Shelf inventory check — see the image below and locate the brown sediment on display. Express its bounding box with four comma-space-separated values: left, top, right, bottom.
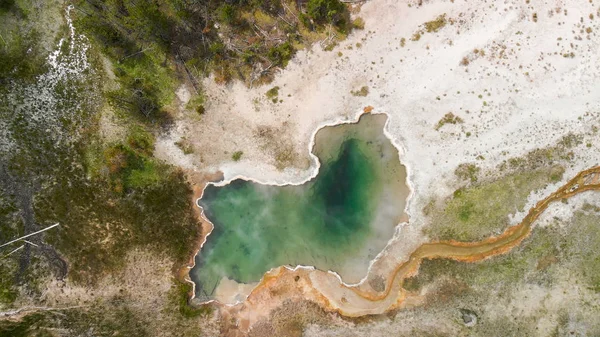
218, 166, 600, 333
175, 170, 224, 284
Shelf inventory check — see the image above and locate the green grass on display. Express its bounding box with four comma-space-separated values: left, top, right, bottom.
170, 281, 213, 319
424, 165, 564, 241
404, 207, 600, 335
0, 263, 18, 305
127, 126, 155, 155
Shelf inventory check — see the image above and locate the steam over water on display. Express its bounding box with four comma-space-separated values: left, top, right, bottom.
191, 114, 409, 302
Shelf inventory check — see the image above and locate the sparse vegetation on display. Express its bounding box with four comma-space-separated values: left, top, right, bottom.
175, 138, 195, 155
424, 165, 565, 241
455, 163, 480, 183
306, 0, 348, 28
266, 86, 280, 103
410, 14, 448, 43
353, 17, 365, 30
0, 3, 212, 334
232, 151, 244, 161
75, 0, 353, 100
351, 86, 369, 97
435, 112, 464, 130
411, 31, 422, 41
404, 205, 600, 335
424, 14, 447, 33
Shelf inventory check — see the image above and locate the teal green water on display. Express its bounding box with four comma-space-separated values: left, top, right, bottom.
191, 114, 408, 301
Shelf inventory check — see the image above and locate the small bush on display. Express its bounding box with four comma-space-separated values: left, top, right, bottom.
352, 17, 365, 29
267, 42, 294, 67
232, 151, 244, 161
435, 112, 464, 130
424, 14, 447, 33
306, 0, 347, 27
218, 4, 238, 25
351, 86, 369, 97
266, 86, 280, 102
127, 126, 155, 155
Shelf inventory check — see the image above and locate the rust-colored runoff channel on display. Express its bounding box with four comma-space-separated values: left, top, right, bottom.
214, 166, 600, 333
348, 166, 600, 305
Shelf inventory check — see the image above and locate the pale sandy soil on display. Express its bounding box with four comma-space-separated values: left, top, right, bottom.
155, 0, 600, 328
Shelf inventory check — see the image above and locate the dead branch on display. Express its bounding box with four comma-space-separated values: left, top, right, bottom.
0, 223, 60, 249
119, 47, 154, 63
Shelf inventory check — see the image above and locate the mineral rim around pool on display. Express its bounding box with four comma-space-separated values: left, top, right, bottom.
191, 113, 409, 304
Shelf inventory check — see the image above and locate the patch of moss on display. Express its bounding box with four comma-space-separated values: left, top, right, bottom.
410, 31, 421, 41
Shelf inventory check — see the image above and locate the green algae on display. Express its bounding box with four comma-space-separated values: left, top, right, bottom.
191, 114, 408, 300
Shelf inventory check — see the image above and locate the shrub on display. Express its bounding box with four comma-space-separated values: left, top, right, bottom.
424, 14, 447, 33
266, 86, 280, 102
267, 42, 294, 67
232, 151, 243, 161
351, 86, 369, 97
352, 17, 365, 29
306, 0, 346, 26
218, 4, 238, 25
127, 126, 155, 155
435, 112, 463, 130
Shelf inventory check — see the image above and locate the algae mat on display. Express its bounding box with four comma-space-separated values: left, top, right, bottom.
190, 114, 409, 301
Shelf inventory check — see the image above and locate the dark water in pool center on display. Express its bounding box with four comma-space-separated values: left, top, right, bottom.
191, 114, 409, 301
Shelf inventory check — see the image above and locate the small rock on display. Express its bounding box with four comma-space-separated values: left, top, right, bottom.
459, 308, 478, 327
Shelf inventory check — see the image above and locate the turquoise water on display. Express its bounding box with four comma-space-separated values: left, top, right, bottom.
191, 114, 408, 301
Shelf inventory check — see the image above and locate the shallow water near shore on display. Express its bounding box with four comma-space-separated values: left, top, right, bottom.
191, 113, 409, 302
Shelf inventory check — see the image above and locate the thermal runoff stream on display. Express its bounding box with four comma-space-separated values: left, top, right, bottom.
190, 114, 409, 303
